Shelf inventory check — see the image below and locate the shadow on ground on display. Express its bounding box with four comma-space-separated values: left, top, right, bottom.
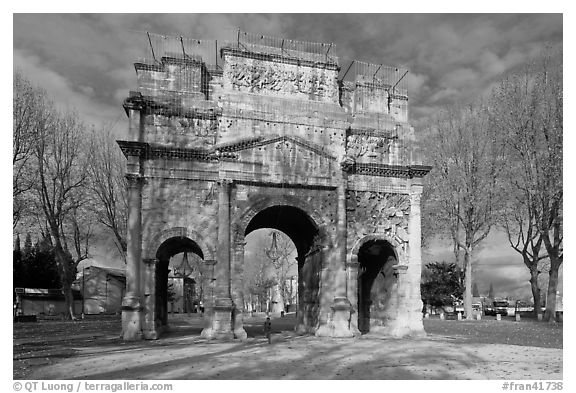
13, 313, 563, 380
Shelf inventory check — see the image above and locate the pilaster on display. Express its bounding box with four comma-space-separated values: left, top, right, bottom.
405, 185, 426, 336
200, 178, 235, 339
142, 258, 159, 339
316, 170, 358, 337
122, 173, 144, 340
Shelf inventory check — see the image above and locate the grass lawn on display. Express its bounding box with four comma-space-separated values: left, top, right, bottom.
423, 317, 562, 349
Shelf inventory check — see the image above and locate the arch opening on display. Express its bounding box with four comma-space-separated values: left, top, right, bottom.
242, 204, 321, 333
243, 229, 298, 316
245, 205, 318, 258
155, 236, 205, 328
357, 239, 398, 334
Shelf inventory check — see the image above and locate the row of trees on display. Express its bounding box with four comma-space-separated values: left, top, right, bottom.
421, 49, 563, 321
13, 233, 60, 289
13, 71, 128, 319
243, 230, 297, 313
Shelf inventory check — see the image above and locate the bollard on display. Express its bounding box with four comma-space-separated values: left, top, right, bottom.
440, 313, 445, 320
457, 312, 462, 320
496, 314, 501, 321
537, 313, 543, 321
476, 313, 481, 321
515, 314, 521, 322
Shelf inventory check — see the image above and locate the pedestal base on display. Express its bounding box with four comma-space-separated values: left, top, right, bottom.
200, 298, 235, 340
315, 297, 360, 338
121, 294, 143, 340
367, 316, 426, 338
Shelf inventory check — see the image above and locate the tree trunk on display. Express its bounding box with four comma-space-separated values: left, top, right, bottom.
529, 268, 542, 317
543, 263, 559, 322
53, 244, 76, 320
463, 247, 473, 320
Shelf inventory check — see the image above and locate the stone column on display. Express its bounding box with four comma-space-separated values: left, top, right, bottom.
142, 258, 158, 339
346, 258, 360, 333
231, 238, 248, 340
295, 256, 307, 334
317, 175, 357, 337
384, 264, 409, 337
406, 186, 426, 336
122, 174, 144, 340
201, 179, 234, 339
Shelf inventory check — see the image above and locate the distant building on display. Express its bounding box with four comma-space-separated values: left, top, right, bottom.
14, 288, 82, 316
74, 266, 126, 315
167, 275, 198, 313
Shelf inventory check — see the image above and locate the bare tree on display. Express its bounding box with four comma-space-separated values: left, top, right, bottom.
423, 102, 505, 319
244, 253, 275, 312
492, 49, 563, 322
500, 190, 547, 316
33, 108, 91, 319
87, 127, 127, 261
13, 71, 46, 228
265, 231, 296, 311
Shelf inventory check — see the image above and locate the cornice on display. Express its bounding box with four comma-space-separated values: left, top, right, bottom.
122, 92, 221, 119
351, 163, 432, 178
116, 140, 235, 162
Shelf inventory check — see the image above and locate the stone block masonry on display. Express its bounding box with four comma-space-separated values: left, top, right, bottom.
118, 31, 430, 340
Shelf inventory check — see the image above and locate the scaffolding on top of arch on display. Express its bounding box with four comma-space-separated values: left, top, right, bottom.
128, 29, 416, 195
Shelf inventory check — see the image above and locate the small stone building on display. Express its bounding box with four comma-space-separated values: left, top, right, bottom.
119, 31, 430, 340
76, 266, 126, 315
14, 288, 82, 317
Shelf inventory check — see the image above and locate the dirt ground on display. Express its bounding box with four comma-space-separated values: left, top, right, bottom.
13, 314, 562, 380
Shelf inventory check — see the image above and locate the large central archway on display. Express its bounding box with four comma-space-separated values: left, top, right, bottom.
237, 202, 325, 334
245, 205, 318, 259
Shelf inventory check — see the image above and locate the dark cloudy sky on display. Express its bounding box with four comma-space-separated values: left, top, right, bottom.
12, 13, 563, 300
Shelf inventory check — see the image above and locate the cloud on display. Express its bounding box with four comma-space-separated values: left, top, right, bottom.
14, 48, 127, 133
13, 14, 562, 128
11, 15, 563, 296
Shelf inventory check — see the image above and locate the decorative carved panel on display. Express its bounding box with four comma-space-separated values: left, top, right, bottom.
347, 134, 394, 162
225, 62, 338, 102
347, 191, 410, 243
144, 114, 218, 148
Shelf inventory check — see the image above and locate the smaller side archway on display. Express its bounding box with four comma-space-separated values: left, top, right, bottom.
154, 236, 205, 328
142, 227, 212, 339
145, 227, 214, 262
352, 235, 402, 334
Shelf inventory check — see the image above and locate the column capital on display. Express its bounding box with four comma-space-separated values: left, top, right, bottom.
340, 155, 356, 173
125, 173, 144, 187
409, 183, 423, 198
409, 190, 422, 205
142, 258, 158, 265
203, 259, 218, 266
392, 264, 409, 275
218, 178, 234, 187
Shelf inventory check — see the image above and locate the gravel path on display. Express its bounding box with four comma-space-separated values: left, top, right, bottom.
16, 315, 562, 380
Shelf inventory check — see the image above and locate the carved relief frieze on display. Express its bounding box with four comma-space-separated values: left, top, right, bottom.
145, 114, 218, 148
225, 62, 338, 101
346, 134, 394, 162
347, 191, 410, 243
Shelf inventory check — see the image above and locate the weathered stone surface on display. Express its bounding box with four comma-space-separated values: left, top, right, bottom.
119, 32, 430, 341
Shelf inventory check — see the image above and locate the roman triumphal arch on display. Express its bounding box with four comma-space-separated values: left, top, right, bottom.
118, 31, 431, 340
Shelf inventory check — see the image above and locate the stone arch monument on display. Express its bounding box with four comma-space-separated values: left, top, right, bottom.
118, 31, 431, 340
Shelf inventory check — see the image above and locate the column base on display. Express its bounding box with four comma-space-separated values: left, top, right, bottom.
200, 298, 235, 340
366, 317, 426, 338
121, 294, 143, 340
315, 297, 360, 338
